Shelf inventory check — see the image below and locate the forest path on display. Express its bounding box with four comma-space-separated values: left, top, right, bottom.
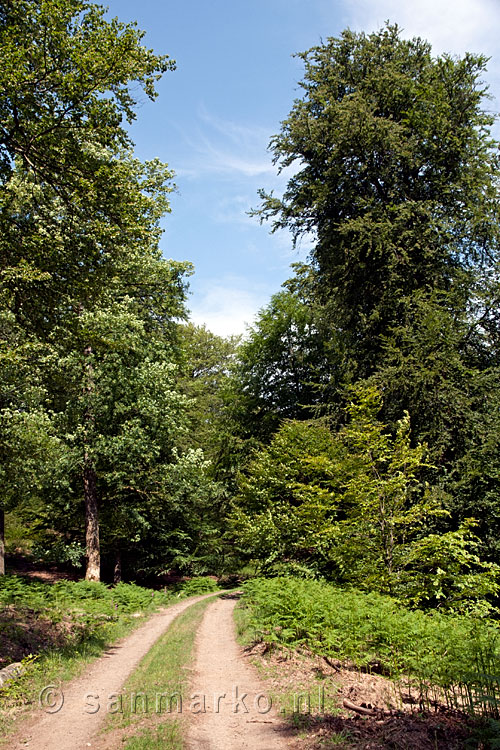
9, 592, 219, 750
186, 594, 291, 750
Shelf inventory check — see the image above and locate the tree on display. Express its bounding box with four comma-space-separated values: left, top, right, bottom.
0, 406, 61, 574
235, 263, 331, 442
254, 24, 500, 562
231, 387, 498, 611
67, 300, 190, 580
177, 323, 241, 471
230, 417, 339, 577
257, 24, 500, 377
0, 1, 184, 578
0, 0, 173, 190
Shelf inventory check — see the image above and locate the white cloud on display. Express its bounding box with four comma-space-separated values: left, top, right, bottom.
181, 131, 276, 178
188, 277, 273, 337
198, 105, 271, 149
213, 194, 256, 226
204, 150, 276, 178
171, 105, 282, 180
342, 0, 500, 100
345, 0, 499, 55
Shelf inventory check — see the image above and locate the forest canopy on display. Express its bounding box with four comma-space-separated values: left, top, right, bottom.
0, 11, 499, 619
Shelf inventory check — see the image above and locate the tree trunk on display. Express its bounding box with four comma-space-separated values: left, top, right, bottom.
113, 550, 122, 584
0, 506, 5, 575
84, 458, 100, 581
83, 342, 100, 581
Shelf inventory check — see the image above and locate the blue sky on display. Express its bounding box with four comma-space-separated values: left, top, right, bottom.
104, 0, 500, 336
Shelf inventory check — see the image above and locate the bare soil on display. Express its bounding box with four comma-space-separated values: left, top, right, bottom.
7, 555, 80, 583
251, 645, 474, 750
7, 593, 218, 750
0, 605, 86, 667
186, 594, 293, 749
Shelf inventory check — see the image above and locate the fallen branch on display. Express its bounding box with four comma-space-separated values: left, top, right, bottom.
323, 655, 341, 672
343, 698, 377, 716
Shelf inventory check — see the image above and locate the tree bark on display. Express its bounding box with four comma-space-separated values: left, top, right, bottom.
84, 459, 100, 581
0, 506, 5, 575
83, 343, 100, 581
113, 550, 122, 584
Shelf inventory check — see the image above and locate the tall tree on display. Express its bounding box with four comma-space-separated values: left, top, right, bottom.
178, 323, 241, 470
257, 24, 500, 377
235, 264, 331, 442
50, 289, 191, 580
0, 0, 173, 189
254, 25, 500, 559
0, 1, 183, 578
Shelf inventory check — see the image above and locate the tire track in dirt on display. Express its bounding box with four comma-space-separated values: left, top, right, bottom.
187, 595, 291, 750
9, 592, 219, 750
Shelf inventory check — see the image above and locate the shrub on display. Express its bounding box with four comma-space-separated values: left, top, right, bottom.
181, 576, 219, 596
241, 577, 500, 717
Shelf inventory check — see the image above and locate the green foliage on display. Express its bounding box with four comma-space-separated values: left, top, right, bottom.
257, 24, 499, 374
171, 324, 244, 572
0, 0, 222, 580
31, 539, 86, 568
230, 418, 338, 575
232, 386, 498, 611
0, 575, 172, 614
328, 388, 499, 610
178, 323, 241, 465
466, 719, 500, 749
0, 0, 174, 187
0, 409, 61, 515
235, 265, 330, 441
251, 22, 500, 571
179, 576, 219, 596
127, 447, 228, 577
241, 577, 500, 717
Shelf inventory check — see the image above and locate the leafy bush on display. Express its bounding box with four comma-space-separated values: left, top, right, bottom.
31, 539, 86, 567
241, 577, 500, 717
180, 576, 219, 596
111, 582, 170, 612
0, 575, 171, 616
232, 389, 499, 613
0, 574, 218, 622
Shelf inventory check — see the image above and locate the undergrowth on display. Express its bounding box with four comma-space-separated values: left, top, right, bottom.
0, 575, 174, 614
0, 574, 218, 741
240, 577, 500, 718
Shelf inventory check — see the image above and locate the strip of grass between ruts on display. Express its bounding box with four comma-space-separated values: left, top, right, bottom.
0, 575, 219, 743
240, 577, 500, 718
101, 595, 217, 750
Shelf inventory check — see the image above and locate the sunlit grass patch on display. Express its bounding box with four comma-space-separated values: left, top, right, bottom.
102, 596, 216, 749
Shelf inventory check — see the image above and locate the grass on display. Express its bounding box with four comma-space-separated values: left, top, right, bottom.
102, 596, 216, 749
121, 724, 183, 750
0, 574, 218, 743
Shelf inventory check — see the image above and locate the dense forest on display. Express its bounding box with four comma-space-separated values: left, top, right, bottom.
1, 0, 500, 625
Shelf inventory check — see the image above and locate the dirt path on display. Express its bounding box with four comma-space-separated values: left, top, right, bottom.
10, 593, 218, 750
187, 595, 291, 750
